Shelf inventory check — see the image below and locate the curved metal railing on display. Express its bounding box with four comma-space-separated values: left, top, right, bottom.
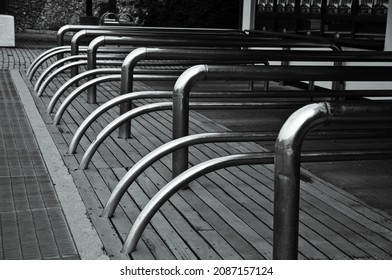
273, 101, 392, 259
113, 101, 392, 256
122, 147, 392, 255
78, 101, 307, 169
171, 64, 392, 178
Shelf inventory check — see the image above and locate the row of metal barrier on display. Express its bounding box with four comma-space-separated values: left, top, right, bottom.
28, 24, 392, 259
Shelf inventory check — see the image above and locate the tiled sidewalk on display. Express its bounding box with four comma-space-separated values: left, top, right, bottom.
0, 69, 79, 259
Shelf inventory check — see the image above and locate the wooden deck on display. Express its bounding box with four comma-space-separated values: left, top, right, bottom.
24, 66, 392, 260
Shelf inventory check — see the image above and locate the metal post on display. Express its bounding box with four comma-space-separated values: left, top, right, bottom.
118, 48, 148, 139
273, 103, 329, 260
273, 102, 392, 259
86, 36, 104, 103
172, 65, 208, 178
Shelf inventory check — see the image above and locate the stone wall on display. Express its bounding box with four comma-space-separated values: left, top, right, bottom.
33, 0, 86, 31
6, 0, 46, 31
5, 0, 103, 31
6, 0, 142, 31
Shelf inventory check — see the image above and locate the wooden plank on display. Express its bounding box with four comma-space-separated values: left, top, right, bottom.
256, 164, 392, 257
97, 168, 164, 260
83, 168, 164, 260
71, 170, 129, 260
300, 168, 392, 227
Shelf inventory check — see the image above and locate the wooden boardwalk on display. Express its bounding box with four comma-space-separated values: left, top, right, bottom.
22, 64, 392, 260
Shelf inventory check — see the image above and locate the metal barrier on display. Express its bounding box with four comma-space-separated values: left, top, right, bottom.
273, 101, 392, 260
171, 64, 392, 179
46, 64, 191, 111
121, 147, 392, 255
53, 24, 243, 61
47, 68, 121, 112
32, 52, 126, 88
31, 31, 336, 107
69, 30, 256, 78
117, 47, 392, 139
69, 88, 392, 156
102, 133, 271, 220
40, 63, 182, 99
35, 59, 124, 95
45, 42, 340, 120
48, 61, 210, 109
51, 74, 180, 124
31, 26, 334, 85
32, 52, 125, 83
27, 46, 70, 78
85, 35, 341, 104
34, 24, 392, 259
68, 90, 284, 154
101, 127, 392, 219
56, 24, 243, 48
78, 101, 308, 170
30, 28, 244, 80
27, 47, 133, 81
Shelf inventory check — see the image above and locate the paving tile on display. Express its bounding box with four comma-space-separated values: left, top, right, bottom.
0, 69, 79, 260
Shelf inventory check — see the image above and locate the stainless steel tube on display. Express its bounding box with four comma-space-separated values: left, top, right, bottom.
122, 148, 392, 255
117, 47, 392, 139
27, 46, 70, 78
85, 34, 349, 106
58, 24, 243, 48
79, 102, 173, 169
102, 132, 275, 218
52, 74, 179, 125
33, 55, 85, 91
28, 49, 81, 81
69, 91, 172, 154
274, 103, 329, 260
36, 61, 88, 96
172, 64, 392, 179
71, 89, 312, 154
79, 101, 301, 170
273, 101, 392, 260
53, 74, 121, 124
117, 47, 271, 139
122, 152, 271, 255
48, 68, 121, 113
102, 126, 392, 219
